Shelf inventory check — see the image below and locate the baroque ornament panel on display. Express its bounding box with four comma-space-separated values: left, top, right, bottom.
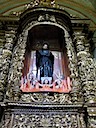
0, 31, 16, 101
0, 1, 96, 128
6, 31, 28, 101
1, 108, 86, 128
74, 32, 96, 103
5, 17, 77, 104
20, 93, 72, 104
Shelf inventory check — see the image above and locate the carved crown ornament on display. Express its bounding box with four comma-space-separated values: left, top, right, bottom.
9, 0, 66, 17
24, 0, 65, 11
26, 0, 56, 7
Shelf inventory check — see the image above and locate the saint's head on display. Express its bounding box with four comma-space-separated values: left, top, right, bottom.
42, 42, 49, 50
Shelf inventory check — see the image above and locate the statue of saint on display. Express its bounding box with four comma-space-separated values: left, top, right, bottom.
36, 43, 54, 80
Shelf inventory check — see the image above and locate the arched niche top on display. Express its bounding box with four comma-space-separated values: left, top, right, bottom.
20, 6, 70, 19
19, 6, 72, 37
25, 22, 69, 38
28, 24, 65, 51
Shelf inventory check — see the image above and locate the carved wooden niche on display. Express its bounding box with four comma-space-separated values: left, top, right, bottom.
20, 24, 72, 93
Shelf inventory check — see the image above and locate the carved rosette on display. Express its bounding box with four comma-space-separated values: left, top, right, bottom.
0, 31, 16, 101
65, 36, 83, 103
6, 31, 27, 101
74, 32, 96, 103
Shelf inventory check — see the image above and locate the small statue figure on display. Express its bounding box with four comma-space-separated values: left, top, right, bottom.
40, 0, 55, 5
36, 43, 54, 80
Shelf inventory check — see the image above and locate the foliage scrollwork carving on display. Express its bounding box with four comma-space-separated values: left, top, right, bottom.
4, 16, 86, 105
6, 31, 27, 101
5, 20, 74, 104
0, 31, 16, 101
74, 33, 96, 103
20, 93, 72, 104
65, 36, 83, 103
2, 110, 86, 128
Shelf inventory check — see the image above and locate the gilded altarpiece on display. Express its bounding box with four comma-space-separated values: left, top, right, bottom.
0, 1, 96, 127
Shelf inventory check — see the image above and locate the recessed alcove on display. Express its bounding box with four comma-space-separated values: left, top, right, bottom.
21, 24, 71, 93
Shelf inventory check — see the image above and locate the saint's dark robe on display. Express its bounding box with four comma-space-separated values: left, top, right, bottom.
36, 49, 54, 79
